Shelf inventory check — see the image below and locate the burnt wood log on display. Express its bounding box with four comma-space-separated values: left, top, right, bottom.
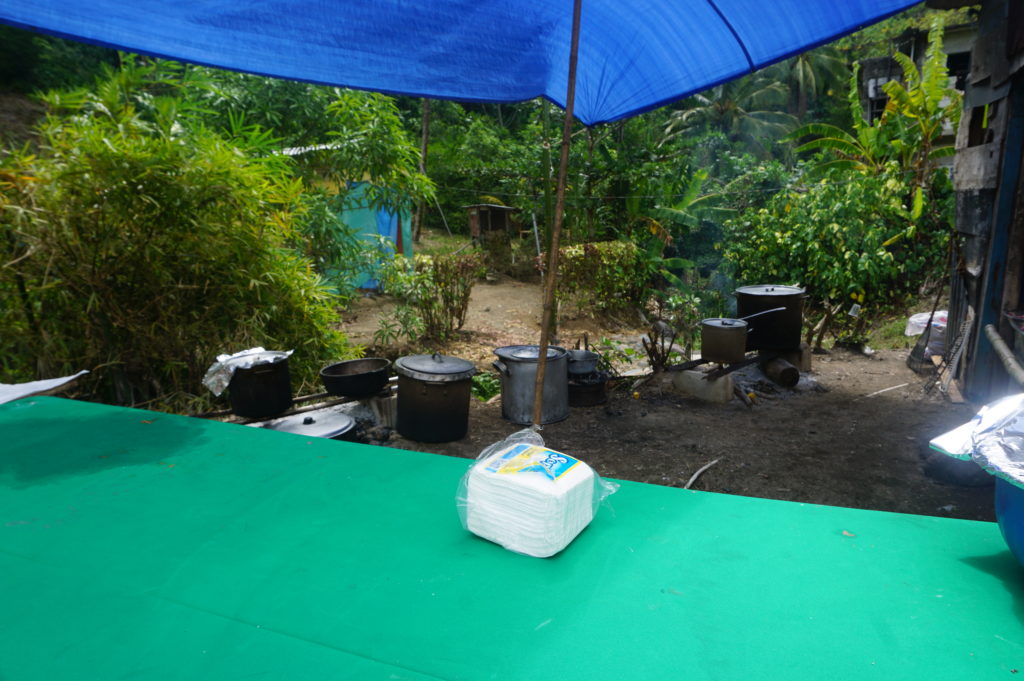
761, 356, 799, 388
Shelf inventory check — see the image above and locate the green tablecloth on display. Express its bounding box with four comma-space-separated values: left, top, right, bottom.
1, 397, 1021, 680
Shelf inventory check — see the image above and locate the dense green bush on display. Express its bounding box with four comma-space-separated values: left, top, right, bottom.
0, 25, 117, 94
722, 166, 949, 331
556, 240, 648, 314
0, 66, 357, 410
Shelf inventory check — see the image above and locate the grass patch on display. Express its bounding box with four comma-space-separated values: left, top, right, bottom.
417, 227, 469, 257
868, 317, 916, 349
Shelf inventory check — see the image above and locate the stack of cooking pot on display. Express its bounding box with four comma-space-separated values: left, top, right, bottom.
700, 285, 805, 364
566, 349, 608, 407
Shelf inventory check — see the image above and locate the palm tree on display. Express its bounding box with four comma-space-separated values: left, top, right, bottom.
771, 46, 849, 120
662, 74, 797, 156
786, 64, 894, 178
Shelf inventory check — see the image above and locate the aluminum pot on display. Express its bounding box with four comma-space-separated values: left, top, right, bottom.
263, 409, 356, 441
493, 345, 569, 425
320, 358, 390, 398
395, 353, 475, 443
735, 284, 805, 351
700, 317, 748, 364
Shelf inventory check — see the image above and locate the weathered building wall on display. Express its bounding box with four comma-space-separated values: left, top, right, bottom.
946, 0, 1024, 401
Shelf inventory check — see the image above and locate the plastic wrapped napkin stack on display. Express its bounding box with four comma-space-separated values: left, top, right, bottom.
457, 430, 617, 558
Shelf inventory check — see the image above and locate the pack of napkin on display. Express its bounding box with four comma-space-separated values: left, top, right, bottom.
457, 431, 617, 557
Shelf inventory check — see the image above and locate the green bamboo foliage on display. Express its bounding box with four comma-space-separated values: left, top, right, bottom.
0, 64, 357, 411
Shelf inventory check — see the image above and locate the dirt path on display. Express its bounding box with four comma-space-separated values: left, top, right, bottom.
340, 277, 994, 522
342, 273, 643, 362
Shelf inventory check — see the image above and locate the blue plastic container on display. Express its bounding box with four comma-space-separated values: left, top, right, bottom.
995, 478, 1024, 566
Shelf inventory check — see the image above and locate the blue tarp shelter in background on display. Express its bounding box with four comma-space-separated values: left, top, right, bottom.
339, 182, 411, 291
0, 0, 920, 126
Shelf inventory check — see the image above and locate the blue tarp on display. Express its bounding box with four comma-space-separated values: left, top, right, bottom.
338, 182, 411, 290
0, 0, 919, 125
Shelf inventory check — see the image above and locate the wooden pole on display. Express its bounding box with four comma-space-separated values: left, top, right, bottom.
532, 0, 582, 427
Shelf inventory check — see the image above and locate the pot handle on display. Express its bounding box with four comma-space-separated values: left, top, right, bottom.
738, 306, 786, 322
492, 360, 509, 377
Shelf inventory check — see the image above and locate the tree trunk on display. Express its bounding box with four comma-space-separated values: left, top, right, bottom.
413, 98, 431, 243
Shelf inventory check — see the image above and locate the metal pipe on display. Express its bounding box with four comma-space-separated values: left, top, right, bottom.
984, 323, 1024, 387
532, 0, 582, 427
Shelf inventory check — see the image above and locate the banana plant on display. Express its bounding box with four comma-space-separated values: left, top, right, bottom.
881, 18, 961, 192
787, 63, 894, 178
789, 20, 960, 244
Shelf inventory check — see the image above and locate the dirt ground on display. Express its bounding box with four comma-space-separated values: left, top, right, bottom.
340, 276, 995, 522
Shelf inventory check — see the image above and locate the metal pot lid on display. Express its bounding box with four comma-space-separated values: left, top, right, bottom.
494, 345, 567, 361
395, 352, 475, 382
265, 409, 354, 439
702, 317, 748, 329
735, 284, 805, 296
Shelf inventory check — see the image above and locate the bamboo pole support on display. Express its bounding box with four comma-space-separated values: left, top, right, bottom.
532, 0, 582, 427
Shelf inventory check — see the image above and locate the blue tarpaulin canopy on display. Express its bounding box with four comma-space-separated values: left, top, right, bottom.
1, 0, 919, 126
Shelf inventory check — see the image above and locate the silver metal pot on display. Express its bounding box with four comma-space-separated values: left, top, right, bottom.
701, 317, 748, 364
493, 345, 569, 425
262, 408, 356, 441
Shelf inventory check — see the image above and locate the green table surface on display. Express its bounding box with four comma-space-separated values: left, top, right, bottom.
1, 397, 1022, 680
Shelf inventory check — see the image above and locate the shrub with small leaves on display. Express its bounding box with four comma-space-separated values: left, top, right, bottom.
556, 240, 648, 314
377, 251, 486, 342
722, 165, 950, 336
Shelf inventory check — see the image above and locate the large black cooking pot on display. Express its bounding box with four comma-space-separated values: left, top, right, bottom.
735, 285, 805, 351
228, 355, 293, 418
395, 353, 475, 443
320, 358, 391, 398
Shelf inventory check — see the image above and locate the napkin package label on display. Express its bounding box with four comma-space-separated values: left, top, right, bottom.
484, 443, 580, 480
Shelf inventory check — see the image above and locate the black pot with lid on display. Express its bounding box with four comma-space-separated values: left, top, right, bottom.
734, 284, 805, 351
394, 353, 476, 442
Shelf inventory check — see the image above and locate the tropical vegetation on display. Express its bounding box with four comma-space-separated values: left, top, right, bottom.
0, 5, 970, 410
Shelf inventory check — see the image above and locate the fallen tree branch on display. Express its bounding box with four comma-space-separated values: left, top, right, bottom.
685, 458, 720, 490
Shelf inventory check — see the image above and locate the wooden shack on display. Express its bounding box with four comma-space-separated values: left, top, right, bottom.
464, 204, 518, 239
938, 0, 1024, 400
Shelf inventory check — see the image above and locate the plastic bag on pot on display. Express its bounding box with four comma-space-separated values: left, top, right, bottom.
456, 428, 619, 558
202, 347, 293, 396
